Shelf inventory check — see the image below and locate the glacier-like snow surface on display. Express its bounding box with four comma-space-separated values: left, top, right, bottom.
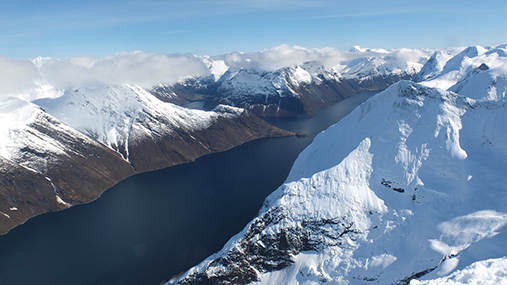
33, 84, 242, 161
168, 44, 507, 285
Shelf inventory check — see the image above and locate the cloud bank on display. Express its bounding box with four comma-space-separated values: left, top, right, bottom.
0, 45, 434, 99
0, 51, 211, 99
39, 52, 211, 90
218, 44, 431, 72
0, 56, 41, 96
220, 45, 346, 71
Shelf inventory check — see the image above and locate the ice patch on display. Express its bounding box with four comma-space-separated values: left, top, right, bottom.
411, 257, 507, 285
437, 258, 459, 276
429, 210, 507, 256
56, 195, 72, 207
368, 254, 398, 270
0, 211, 10, 219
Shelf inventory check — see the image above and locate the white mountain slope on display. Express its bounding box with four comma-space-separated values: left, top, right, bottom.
339, 48, 429, 82
34, 84, 244, 162
0, 94, 138, 234
414, 51, 454, 82
418, 44, 507, 91
215, 65, 335, 101
411, 257, 507, 285
0, 96, 108, 174
168, 73, 507, 284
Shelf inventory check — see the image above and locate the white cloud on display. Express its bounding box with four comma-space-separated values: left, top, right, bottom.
0, 56, 41, 96
0, 45, 432, 99
0, 51, 211, 99
39, 51, 210, 90
218, 44, 430, 72
220, 45, 346, 71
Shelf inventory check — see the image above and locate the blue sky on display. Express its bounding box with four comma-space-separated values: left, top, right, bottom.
1, 0, 506, 59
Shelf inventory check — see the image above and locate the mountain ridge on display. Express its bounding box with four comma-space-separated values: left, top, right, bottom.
166, 43, 507, 285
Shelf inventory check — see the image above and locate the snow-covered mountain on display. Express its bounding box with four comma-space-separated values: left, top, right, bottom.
0, 95, 136, 234
203, 48, 432, 117
339, 48, 427, 82
167, 44, 507, 284
416, 45, 507, 90
207, 65, 349, 117
0, 82, 292, 234
34, 84, 257, 168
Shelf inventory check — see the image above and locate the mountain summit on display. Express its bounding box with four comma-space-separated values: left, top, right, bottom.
167, 44, 507, 284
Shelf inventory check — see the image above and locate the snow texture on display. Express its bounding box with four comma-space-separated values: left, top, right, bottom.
411, 257, 507, 285
33, 84, 244, 161
169, 44, 507, 285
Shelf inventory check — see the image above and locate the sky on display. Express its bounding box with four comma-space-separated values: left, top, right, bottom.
1, 0, 507, 60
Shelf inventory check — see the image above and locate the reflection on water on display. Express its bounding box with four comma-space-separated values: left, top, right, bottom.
0, 91, 375, 285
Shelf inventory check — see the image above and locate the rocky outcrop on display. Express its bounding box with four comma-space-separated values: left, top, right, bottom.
168, 205, 362, 285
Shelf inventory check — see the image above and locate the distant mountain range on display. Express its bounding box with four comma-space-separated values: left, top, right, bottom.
166, 44, 507, 284
151, 46, 430, 117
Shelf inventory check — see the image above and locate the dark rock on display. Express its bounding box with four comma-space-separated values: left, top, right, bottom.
478, 63, 489, 71
295, 132, 309, 138
381, 178, 405, 193
169, 208, 362, 284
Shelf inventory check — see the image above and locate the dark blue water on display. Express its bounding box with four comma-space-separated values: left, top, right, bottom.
0, 92, 374, 285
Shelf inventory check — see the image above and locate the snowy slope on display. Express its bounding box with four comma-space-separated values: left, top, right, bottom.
419, 45, 507, 91
0, 96, 108, 174
168, 45, 507, 284
411, 257, 507, 285
339, 48, 428, 81
0, 94, 138, 234
215, 65, 328, 101
208, 64, 345, 116
208, 47, 431, 116
414, 51, 454, 82
34, 84, 244, 161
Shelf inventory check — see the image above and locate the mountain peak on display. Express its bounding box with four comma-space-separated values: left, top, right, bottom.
168, 70, 507, 284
